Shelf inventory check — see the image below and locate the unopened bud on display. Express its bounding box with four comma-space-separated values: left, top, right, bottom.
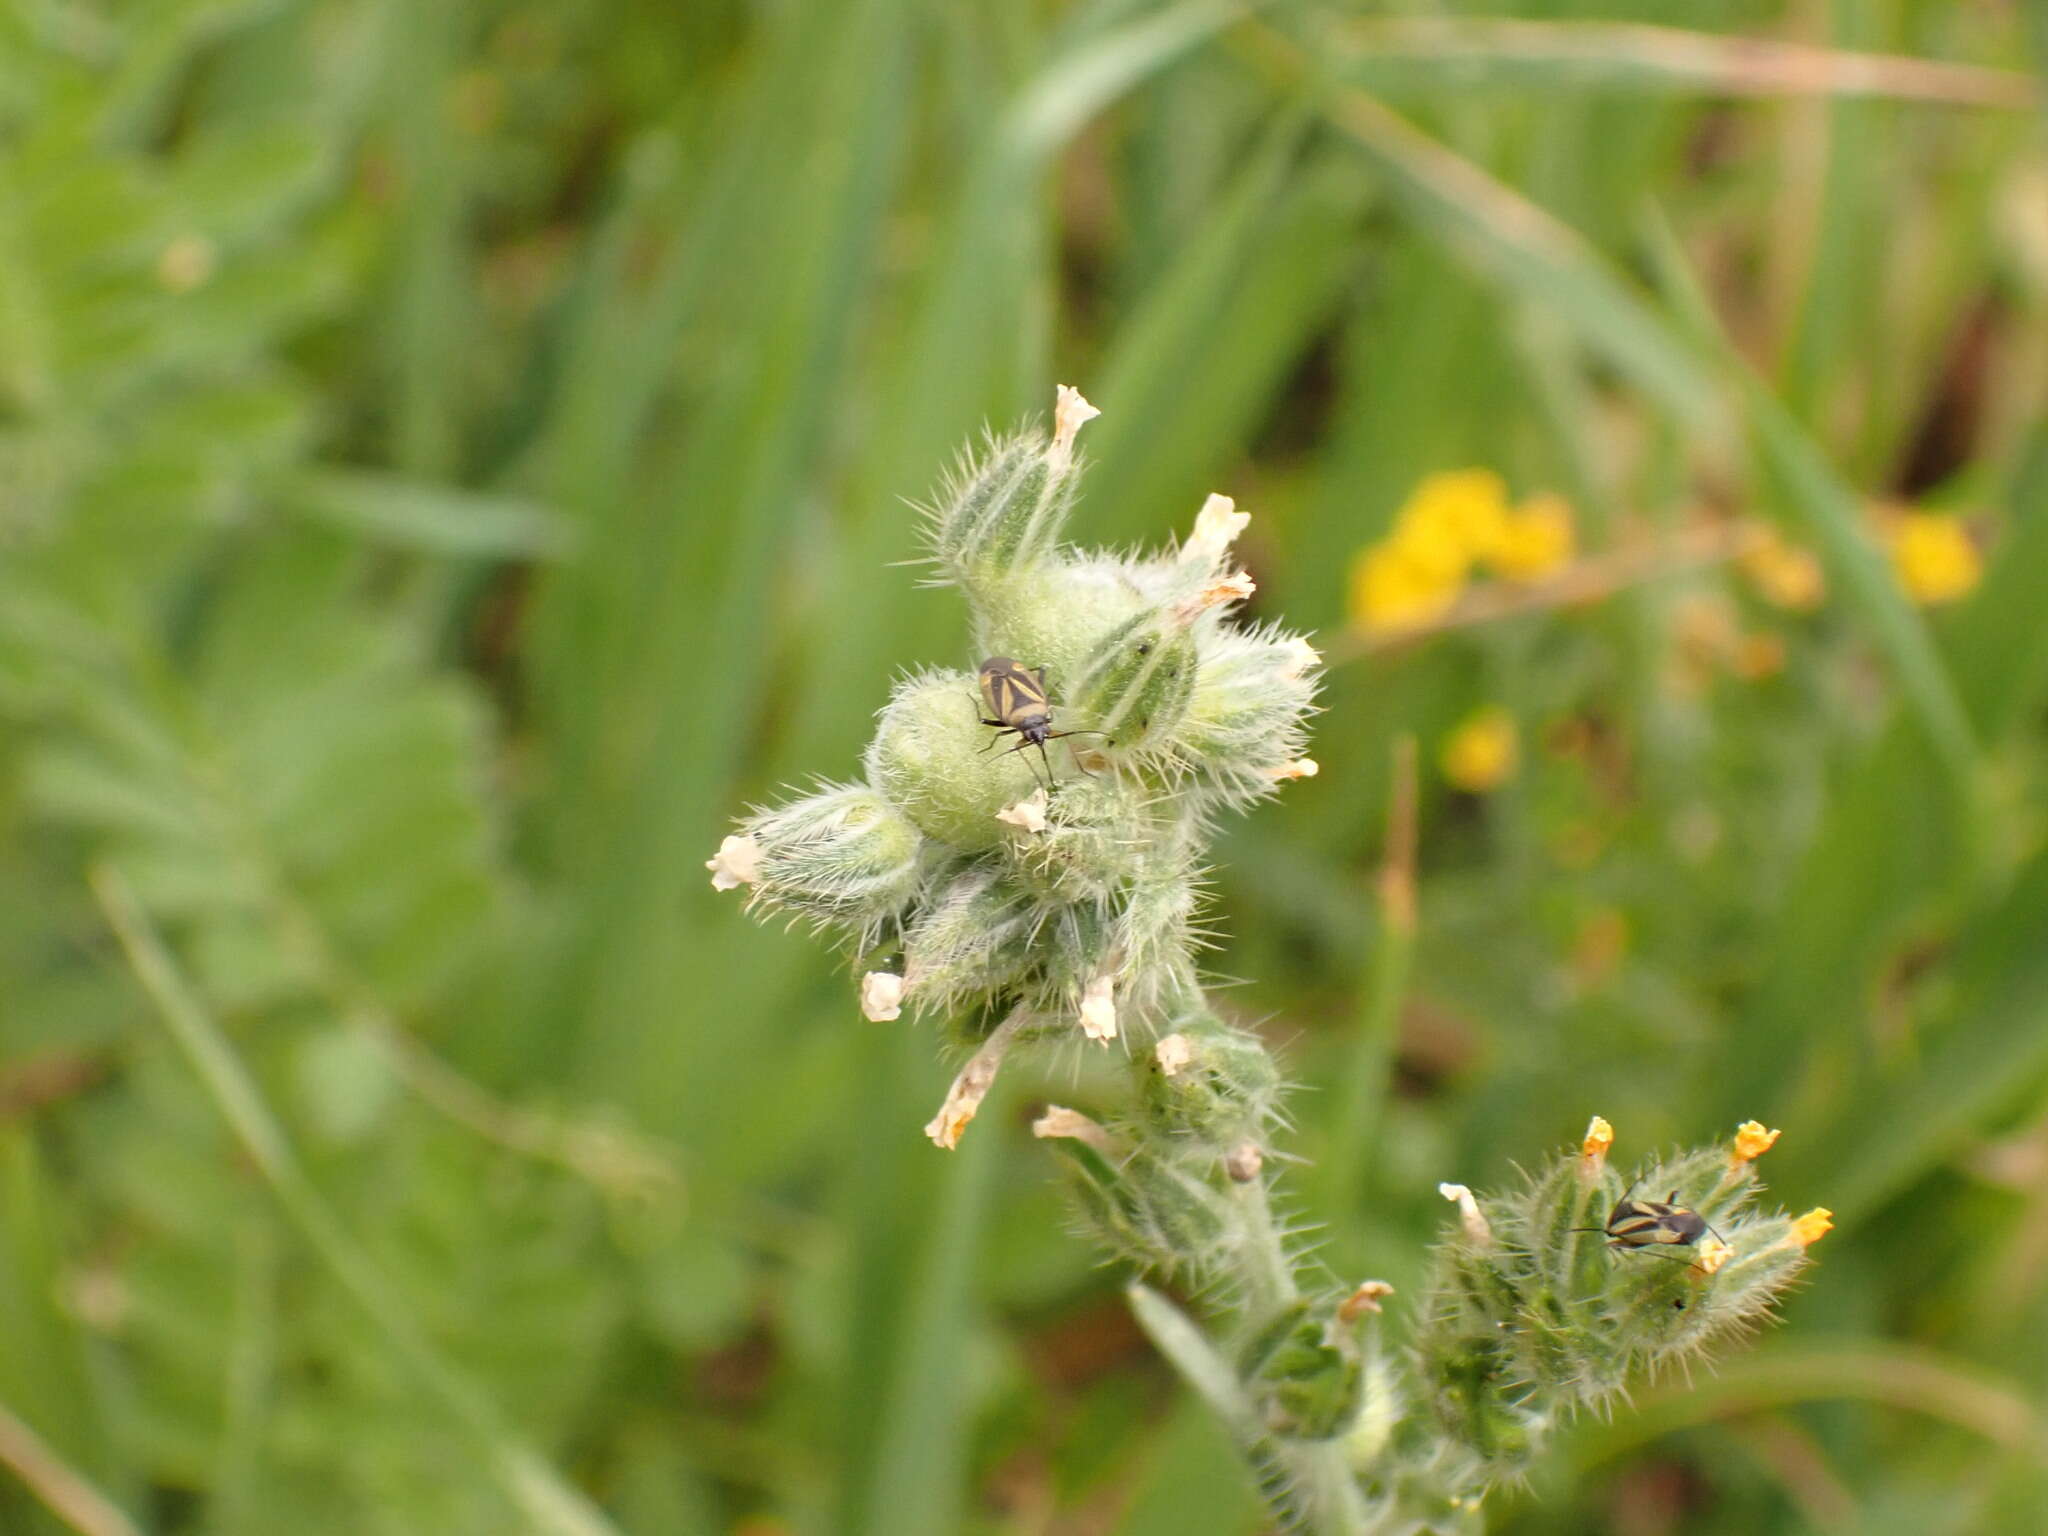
1224, 1140, 1264, 1182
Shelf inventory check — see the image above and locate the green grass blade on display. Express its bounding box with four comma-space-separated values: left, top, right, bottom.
1319, 18, 2037, 109
1250, 24, 1724, 429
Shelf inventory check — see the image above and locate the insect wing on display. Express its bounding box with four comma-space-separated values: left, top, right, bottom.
980, 657, 1047, 726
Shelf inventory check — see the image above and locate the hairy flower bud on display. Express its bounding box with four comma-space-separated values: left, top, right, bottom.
926, 439, 1073, 589
1070, 608, 1199, 754
867, 669, 1038, 849
1046, 1134, 1239, 1277
1241, 1298, 1364, 1441
1140, 1013, 1282, 1150
732, 783, 922, 936
900, 866, 1036, 1017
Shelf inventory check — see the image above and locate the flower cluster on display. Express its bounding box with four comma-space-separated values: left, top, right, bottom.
708, 399, 1829, 1534
1403, 1116, 1830, 1499
708, 388, 1319, 1146
1348, 470, 1576, 635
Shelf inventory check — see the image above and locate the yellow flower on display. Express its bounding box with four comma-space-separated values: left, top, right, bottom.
1733, 632, 1786, 681
1397, 469, 1510, 570
1580, 1115, 1614, 1165
1349, 542, 1463, 633
1743, 529, 1826, 611
1730, 1121, 1781, 1165
1788, 1207, 1834, 1248
1889, 512, 1981, 605
1489, 493, 1576, 582
1440, 706, 1517, 793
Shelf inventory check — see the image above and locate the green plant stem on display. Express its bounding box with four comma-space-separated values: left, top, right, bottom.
90, 865, 620, 1536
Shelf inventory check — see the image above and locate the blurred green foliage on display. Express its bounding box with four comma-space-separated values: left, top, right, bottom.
1, 1, 2044, 1532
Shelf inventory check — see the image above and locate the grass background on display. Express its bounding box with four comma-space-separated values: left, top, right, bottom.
2, 1, 2045, 1531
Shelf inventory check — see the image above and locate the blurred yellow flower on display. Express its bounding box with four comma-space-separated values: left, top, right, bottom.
1349, 543, 1464, 632
1348, 471, 1579, 634
1742, 529, 1825, 611
1888, 512, 1981, 605
1439, 706, 1517, 792
1733, 632, 1786, 681
1398, 469, 1511, 568
1490, 493, 1576, 582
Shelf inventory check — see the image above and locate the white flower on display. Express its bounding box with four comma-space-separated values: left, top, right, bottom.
1438, 1182, 1493, 1244
1154, 1032, 1194, 1077
1047, 384, 1100, 471
706, 834, 761, 892
1180, 493, 1251, 566
995, 789, 1050, 834
1078, 973, 1117, 1043
1278, 636, 1321, 678
1031, 1104, 1120, 1156
860, 971, 904, 1022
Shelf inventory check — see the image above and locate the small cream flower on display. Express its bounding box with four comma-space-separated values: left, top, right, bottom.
1154, 1033, 1194, 1077
1031, 1105, 1121, 1156
706, 834, 762, 892
1439, 1182, 1492, 1244
1278, 636, 1321, 678
1691, 1234, 1734, 1276
925, 1014, 1027, 1149
995, 789, 1050, 834
1181, 493, 1251, 566
1271, 757, 1318, 782
860, 971, 905, 1022
1078, 974, 1118, 1043
1175, 571, 1256, 623
1337, 1279, 1396, 1323
1047, 384, 1100, 471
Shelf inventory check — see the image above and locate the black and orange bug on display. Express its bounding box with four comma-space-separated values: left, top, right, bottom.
975, 656, 1107, 789
1574, 1186, 1718, 1259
